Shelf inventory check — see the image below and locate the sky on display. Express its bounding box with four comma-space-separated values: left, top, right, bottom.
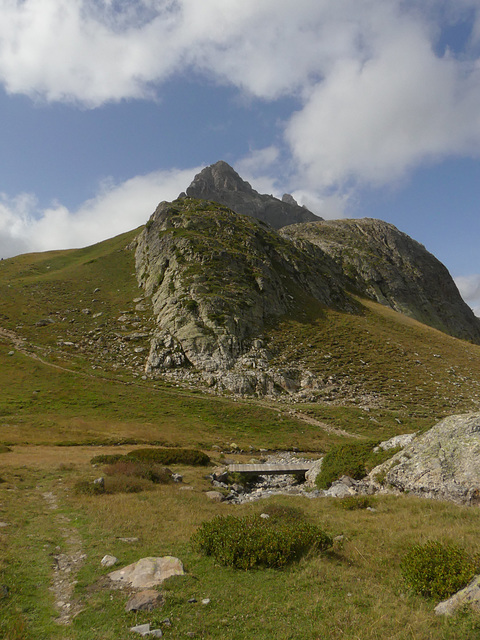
1, 1, 480, 313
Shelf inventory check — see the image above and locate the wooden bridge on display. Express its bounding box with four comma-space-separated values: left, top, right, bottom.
227, 463, 313, 476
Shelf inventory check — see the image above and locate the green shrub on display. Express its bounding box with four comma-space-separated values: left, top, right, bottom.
104, 460, 172, 484
316, 442, 399, 489
338, 495, 374, 510
74, 480, 106, 496
127, 447, 210, 466
401, 541, 478, 600
90, 448, 210, 467
258, 504, 306, 523
192, 515, 332, 570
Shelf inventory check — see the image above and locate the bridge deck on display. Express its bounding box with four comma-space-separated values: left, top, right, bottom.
227, 463, 312, 475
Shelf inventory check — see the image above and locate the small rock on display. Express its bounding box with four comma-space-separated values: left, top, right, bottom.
118, 537, 139, 543
188, 597, 197, 603
161, 618, 172, 627
93, 477, 105, 489
125, 589, 164, 612
0, 522, 9, 528
130, 623, 151, 636
205, 491, 224, 502
260, 513, 270, 519
201, 598, 210, 605
101, 555, 118, 568
172, 473, 183, 483
7, 351, 14, 356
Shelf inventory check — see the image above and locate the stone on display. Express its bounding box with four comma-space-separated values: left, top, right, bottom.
365, 413, 480, 505
435, 575, 480, 616
93, 477, 105, 489
305, 458, 323, 488
130, 623, 151, 636
125, 589, 164, 612
201, 598, 210, 605
205, 491, 224, 503
100, 554, 118, 568
7, 351, 14, 356
118, 537, 139, 543
108, 556, 184, 589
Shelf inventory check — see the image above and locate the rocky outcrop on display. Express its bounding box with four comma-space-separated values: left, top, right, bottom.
135, 197, 352, 393
183, 161, 319, 229
364, 413, 480, 505
282, 218, 480, 343
435, 575, 480, 616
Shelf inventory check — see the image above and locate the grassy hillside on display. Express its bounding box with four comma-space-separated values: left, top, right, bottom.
1, 229, 480, 638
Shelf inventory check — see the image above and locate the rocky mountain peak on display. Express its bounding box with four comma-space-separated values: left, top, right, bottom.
184, 160, 320, 229
186, 160, 252, 196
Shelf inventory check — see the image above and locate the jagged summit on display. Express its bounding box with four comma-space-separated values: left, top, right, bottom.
183, 160, 320, 229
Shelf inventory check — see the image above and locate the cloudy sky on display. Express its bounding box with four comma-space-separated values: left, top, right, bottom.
1, 1, 480, 312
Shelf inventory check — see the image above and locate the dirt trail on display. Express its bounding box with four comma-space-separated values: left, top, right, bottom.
286, 409, 361, 438
42, 489, 85, 625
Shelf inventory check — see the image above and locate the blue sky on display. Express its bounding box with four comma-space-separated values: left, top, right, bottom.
1, 1, 480, 313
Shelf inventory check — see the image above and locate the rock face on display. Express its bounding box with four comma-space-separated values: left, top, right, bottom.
282, 218, 480, 343
135, 197, 351, 394
184, 161, 319, 229
364, 413, 480, 505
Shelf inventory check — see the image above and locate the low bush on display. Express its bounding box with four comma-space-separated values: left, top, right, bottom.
90, 448, 210, 467
104, 460, 172, 484
338, 495, 374, 510
74, 480, 106, 496
127, 447, 210, 466
401, 541, 479, 600
192, 514, 332, 570
258, 504, 306, 523
0, 445, 11, 453
103, 475, 152, 494
316, 442, 399, 489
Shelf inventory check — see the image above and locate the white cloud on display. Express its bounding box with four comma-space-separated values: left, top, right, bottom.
285, 16, 480, 189
455, 275, 480, 317
0, 167, 199, 258
2, 1, 480, 196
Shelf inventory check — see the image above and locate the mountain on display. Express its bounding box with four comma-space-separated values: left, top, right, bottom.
183, 160, 320, 228
134, 189, 480, 401
281, 218, 480, 344
2, 161, 480, 423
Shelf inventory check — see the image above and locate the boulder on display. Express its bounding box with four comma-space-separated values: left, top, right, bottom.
108, 556, 184, 589
365, 413, 480, 505
435, 575, 480, 616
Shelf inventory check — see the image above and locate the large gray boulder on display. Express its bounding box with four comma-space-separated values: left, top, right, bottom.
364, 413, 480, 505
